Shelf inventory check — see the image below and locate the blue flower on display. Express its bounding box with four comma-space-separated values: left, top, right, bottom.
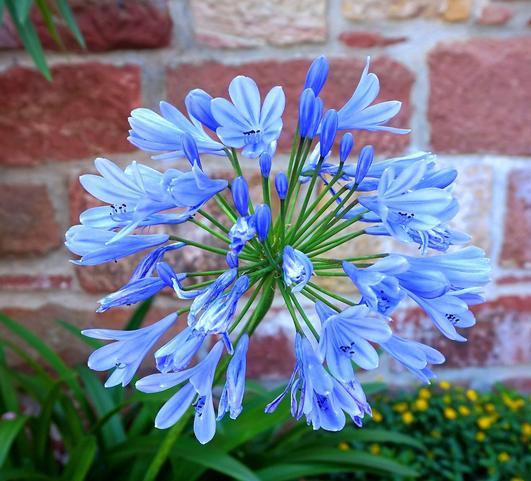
211, 76, 285, 158
317, 302, 392, 379
304, 56, 329, 96
342, 256, 408, 316
265, 335, 371, 431
298, 88, 323, 139
185, 88, 219, 132
65, 225, 169, 266
255, 204, 272, 242
380, 335, 445, 384
337, 57, 409, 134
154, 326, 206, 373
319, 109, 339, 158
128, 100, 224, 161
259, 152, 272, 177
282, 246, 313, 293
83, 312, 177, 387
136, 341, 224, 443
218, 334, 249, 420
339, 133, 354, 164
275, 172, 288, 200
129, 243, 185, 282
231, 176, 249, 216
229, 216, 257, 254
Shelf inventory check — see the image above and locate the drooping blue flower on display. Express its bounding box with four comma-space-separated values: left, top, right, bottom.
231, 176, 249, 216
229, 215, 257, 254
128, 100, 225, 160
65, 225, 169, 266
218, 334, 249, 420
129, 243, 185, 282
337, 57, 409, 134
136, 341, 224, 443
380, 335, 445, 384
342, 256, 408, 317
259, 152, 272, 177
154, 326, 206, 373
304, 55, 329, 96
265, 335, 371, 431
319, 109, 338, 158
275, 172, 288, 200
282, 246, 313, 293
185, 88, 220, 132
255, 204, 271, 242
83, 312, 177, 387
317, 302, 392, 379
339, 133, 354, 164
211, 76, 285, 158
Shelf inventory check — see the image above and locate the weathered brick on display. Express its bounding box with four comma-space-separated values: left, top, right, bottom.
477, 4, 513, 25
0, 64, 140, 166
339, 32, 407, 48
190, 0, 326, 48
167, 58, 413, 155
429, 38, 531, 155
1, 0, 172, 51
0, 184, 60, 256
392, 296, 531, 369
247, 332, 295, 379
342, 0, 471, 22
0, 275, 72, 291
501, 169, 531, 268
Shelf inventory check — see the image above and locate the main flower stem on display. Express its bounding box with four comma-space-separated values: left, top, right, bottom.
290, 292, 319, 339
307, 230, 366, 258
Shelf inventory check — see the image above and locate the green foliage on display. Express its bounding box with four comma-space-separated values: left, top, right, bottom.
341, 382, 531, 481
0, 311, 419, 481
0, 0, 84, 80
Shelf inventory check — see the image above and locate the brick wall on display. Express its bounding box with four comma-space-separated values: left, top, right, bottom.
0, 0, 530, 390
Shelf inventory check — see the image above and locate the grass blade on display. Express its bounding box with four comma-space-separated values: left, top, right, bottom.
56, 0, 85, 47
0, 416, 27, 468
60, 435, 97, 481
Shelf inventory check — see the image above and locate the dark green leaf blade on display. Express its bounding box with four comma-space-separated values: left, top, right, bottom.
0, 416, 27, 468
56, 0, 85, 47
60, 435, 97, 481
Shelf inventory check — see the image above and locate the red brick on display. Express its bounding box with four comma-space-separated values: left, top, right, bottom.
497, 274, 531, 285
429, 38, 531, 155
501, 169, 531, 268
167, 58, 413, 156
477, 5, 513, 25
339, 32, 407, 48
247, 332, 295, 379
0, 275, 72, 291
0, 63, 140, 166
0, 184, 60, 256
393, 296, 531, 369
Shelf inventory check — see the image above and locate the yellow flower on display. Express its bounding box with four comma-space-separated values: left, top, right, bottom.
394, 402, 408, 413
338, 442, 349, 451
439, 381, 451, 390
475, 431, 486, 442
419, 388, 431, 399
402, 412, 414, 424
372, 410, 383, 423
477, 416, 496, 430
369, 443, 381, 455
458, 405, 470, 416
511, 477, 525, 481
485, 403, 496, 413
498, 452, 510, 462
444, 407, 457, 420
466, 389, 478, 402
443, 394, 452, 404
522, 423, 531, 437
430, 430, 441, 439
414, 399, 429, 411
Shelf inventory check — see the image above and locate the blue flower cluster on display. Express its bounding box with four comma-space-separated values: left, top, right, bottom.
66, 56, 490, 443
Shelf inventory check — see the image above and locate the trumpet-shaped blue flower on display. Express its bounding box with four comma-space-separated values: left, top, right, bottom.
218, 334, 249, 420
65, 225, 169, 266
211, 76, 285, 158
154, 326, 206, 373
283, 246, 313, 292
317, 302, 392, 378
129, 243, 184, 282
229, 216, 257, 254
128, 100, 224, 161
337, 57, 409, 135
83, 312, 177, 387
136, 341, 224, 443
185, 88, 219, 132
381, 335, 445, 384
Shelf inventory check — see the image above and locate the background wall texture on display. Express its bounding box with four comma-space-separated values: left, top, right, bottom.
0, 0, 530, 391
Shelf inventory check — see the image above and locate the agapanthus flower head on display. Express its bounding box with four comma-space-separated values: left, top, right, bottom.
69, 55, 489, 444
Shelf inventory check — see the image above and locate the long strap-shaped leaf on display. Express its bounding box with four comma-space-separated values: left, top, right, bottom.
0, 417, 27, 468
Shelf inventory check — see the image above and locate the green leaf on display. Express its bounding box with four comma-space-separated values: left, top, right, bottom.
0, 1, 5, 21
60, 435, 97, 481
35, 0, 62, 48
0, 416, 27, 468
336, 428, 425, 450
0, 469, 52, 481
171, 441, 261, 481
35, 382, 62, 470
257, 463, 361, 481
56, 0, 84, 47
0, 346, 18, 412
14, 0, 33, 22
125, 297, 154, 331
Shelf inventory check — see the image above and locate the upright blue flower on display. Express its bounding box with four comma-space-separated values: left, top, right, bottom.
128, 100, 224, 160
339, 133, 354, 164
317, 302, 392, 379
65, 225, 168, 266
319, 109, 338, 158
231, 176, 249, 216
185, 88, 219, 132
275, 172, 288, 200
154, 326, 206, 373
354, 145, 374, 185
255, 204, 272, 242
337, 57, 409, 134
83, 312, 177, 387
381, 336, 445, 384
259, 152, 272, 177
136, 341, 224, 443
283, 246, 313, 293
211, 76, 285, 158
229, 216, 257, 254
299, 88, 323, 139
218, 334, 249, 420
304, 55, 329, 96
